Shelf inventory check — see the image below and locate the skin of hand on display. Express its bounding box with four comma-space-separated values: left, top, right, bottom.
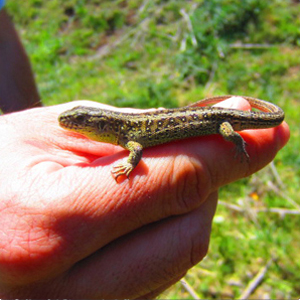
0, 97, 289, 298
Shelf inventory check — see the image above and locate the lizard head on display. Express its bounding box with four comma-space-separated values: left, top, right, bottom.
58, 106, 119, 144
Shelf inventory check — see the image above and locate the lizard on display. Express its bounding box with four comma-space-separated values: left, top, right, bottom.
58, 96, 285, 180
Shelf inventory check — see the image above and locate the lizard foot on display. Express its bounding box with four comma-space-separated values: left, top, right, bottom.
111, 163, 134, 181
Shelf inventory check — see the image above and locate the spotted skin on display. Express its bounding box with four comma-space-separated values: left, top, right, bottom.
58, 96, 284, 180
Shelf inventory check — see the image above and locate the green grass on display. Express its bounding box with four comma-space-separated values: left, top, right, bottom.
6, 0, 300, 298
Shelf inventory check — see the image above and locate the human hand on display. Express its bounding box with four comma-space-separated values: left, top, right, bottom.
0, 98, 289, 298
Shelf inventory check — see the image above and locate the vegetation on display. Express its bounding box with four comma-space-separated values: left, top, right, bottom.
6, 0, 300, 298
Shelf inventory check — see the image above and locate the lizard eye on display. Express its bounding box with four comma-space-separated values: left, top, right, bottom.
74, 113, 86, 123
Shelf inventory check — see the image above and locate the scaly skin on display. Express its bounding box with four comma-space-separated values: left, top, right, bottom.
58, 96, 284, 180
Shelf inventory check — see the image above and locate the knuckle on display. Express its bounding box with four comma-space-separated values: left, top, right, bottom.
168, 155, 211, 214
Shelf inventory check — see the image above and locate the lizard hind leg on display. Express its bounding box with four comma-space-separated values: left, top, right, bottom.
218, 121, 250, 162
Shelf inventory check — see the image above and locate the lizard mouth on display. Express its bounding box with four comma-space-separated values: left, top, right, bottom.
58, 116, 81, 130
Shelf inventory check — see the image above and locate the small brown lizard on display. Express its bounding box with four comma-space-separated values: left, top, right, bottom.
58, 96, 284, 180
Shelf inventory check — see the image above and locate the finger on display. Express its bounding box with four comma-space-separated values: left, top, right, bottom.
214, 96, 252, 110
52, 192, 218, 299
138, 273, 186, 299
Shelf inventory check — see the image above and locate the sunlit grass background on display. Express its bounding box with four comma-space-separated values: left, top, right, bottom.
6, 0, 300, 298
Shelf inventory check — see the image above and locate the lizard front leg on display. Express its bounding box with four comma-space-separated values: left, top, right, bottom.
111, 141, 143, 181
